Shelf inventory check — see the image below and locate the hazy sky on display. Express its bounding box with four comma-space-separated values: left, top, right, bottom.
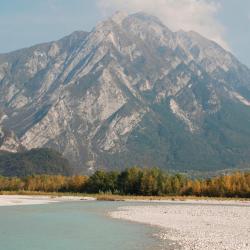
0, 0, 249, 67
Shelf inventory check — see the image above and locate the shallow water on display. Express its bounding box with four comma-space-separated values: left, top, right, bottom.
0, 201, 172, 250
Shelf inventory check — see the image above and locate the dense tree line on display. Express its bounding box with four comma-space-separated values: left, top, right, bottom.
0, 167, 249, 198
0, 175, 87, 193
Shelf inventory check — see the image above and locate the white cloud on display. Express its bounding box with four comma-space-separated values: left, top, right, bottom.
97, 0, 229, 50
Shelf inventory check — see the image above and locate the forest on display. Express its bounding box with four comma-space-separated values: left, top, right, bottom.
0, 148, 72, 177
0, 167, 249, 198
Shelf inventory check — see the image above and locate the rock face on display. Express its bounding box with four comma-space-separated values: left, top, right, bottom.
0, 110, 24, 153
1, 12, 250, 172
0, 126, 24, 153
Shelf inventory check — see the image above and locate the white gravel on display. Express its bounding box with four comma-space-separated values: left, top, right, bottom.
0, 195, 96, 206
110, 200, 250, 250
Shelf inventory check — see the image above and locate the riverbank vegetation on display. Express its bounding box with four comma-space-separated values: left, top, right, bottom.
0, 167, 249, 198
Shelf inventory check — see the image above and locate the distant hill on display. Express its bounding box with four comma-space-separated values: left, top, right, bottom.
0, 148, 73, 177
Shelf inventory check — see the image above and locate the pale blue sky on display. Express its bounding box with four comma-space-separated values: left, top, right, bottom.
0, 0, 249, 67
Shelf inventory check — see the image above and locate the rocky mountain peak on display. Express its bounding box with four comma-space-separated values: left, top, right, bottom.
110, 11, 129, 25
1, 12, 250, 173
130, 11, 167, 26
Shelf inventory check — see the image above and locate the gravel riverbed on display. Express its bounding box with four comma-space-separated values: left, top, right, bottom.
110, 200, 250, 250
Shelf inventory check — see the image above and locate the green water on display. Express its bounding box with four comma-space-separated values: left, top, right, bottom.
0, 201, 169, 250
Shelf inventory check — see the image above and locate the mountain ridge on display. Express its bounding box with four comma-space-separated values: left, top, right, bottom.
1, 12, 250, 173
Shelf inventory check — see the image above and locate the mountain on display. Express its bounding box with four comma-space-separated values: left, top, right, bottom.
0, 148, 72, 177
1, 11, 250, 173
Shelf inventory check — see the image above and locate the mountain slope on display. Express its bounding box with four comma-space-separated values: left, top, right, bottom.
1, 12, 250, 172
0, 148, 72, 177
